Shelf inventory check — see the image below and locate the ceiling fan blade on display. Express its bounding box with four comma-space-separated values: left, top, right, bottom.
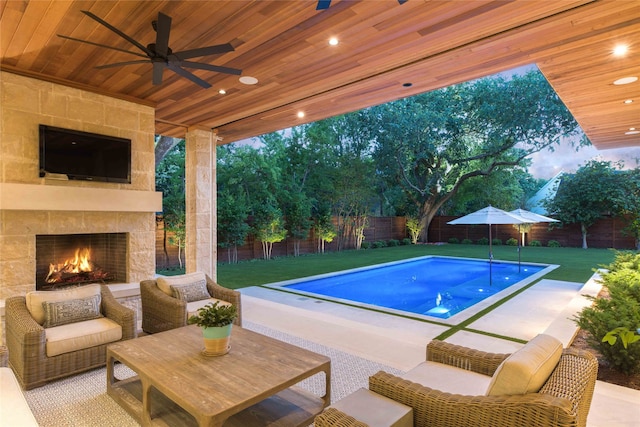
95, 60, 150, 69
173, 43, 235, 60
180, 61, 242, 76
153, 62, 164, 85
167, 63, 211, 88
154, 12, 172, 57
398, 0, 409, 4
316, 1, 331, 10
57, 34, 148, 58
81, 10, 154, 57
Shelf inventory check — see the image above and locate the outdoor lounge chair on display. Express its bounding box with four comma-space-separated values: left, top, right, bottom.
5, 284, 136, 390
315, 335, 598, 427
140, 272, 242, 334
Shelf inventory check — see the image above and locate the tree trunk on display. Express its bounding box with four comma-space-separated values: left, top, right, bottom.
155, 136, 181, 167
581, 222, 588, 249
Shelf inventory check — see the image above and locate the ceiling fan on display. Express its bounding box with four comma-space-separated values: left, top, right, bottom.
58, 10, 242, 89
317, 0, 407, 10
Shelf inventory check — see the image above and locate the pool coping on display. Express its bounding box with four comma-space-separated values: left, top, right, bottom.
262, 255, 559, 325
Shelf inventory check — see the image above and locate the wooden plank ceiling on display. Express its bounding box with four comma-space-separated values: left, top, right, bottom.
2, 0, 639, 149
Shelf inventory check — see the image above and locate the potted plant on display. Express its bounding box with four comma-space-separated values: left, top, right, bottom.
188, 301, 238, 356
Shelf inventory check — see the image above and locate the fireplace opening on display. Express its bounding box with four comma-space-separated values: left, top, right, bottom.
36, 233, 127, 290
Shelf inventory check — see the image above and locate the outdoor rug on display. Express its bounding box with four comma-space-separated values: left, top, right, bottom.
24, 321, 403, 426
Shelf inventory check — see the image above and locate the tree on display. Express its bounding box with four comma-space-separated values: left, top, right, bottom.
217, 190, 250, 264
544, 160, 627, 249
252, 200, 287, 260
613, 168, 640, 250
369, 70, 585, 241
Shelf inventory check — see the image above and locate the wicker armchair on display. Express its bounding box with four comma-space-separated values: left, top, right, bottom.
140, 273, 242, 334
316, 340, 598, 427
5, 285, 136, 390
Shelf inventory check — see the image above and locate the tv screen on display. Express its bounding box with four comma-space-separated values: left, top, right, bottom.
39, 125, 131, 183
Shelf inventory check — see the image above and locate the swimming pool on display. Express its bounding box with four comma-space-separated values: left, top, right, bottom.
269, 256, 553, 319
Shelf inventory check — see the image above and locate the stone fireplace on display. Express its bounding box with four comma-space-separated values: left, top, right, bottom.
35, 232, 128, 290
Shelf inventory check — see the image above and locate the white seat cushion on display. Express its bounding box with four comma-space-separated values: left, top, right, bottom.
45, 317, 122, 357
187, 298, 231, 318
401, 361, 492, 396
330, 388, 413, 427
25, 283, 102, 325
0, 367, 38, 426
486, 334, 563, 396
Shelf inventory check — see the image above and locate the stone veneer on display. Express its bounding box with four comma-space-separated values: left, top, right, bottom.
0, 71, 160, 300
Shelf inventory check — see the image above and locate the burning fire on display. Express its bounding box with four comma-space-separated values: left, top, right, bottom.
45, 247, 110, 284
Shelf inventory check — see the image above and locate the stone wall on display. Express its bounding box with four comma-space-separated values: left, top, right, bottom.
0, 71, 160, 300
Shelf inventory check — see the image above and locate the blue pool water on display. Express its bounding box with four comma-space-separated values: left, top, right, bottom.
279, 257, 547, 319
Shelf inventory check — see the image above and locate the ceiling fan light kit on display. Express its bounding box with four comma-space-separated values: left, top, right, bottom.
58, 10, 242, 89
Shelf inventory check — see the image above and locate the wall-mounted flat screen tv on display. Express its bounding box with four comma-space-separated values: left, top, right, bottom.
39, 125, 131, 183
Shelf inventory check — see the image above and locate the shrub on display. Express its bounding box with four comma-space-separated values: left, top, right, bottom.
387, 239, 400, 247
372, 240, 387, 249
476, 237, 489, 245
492, 238, 502, 246
361, 242, 371, 249
548, 240, 561, 247
529, 240, 541, 247
574, 252, 640, 375
401, 238, 412, 245
506, 237, 518, 246
461, 238, 473, 245
448, 237, 459, 244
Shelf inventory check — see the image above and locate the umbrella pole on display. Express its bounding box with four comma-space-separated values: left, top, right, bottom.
489, 224, 493, 286
518, 225, 521, 273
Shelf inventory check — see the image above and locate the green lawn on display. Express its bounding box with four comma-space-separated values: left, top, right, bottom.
216, 244, 621, 289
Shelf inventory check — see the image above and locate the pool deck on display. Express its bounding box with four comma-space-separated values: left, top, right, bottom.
241, 273, 640, 427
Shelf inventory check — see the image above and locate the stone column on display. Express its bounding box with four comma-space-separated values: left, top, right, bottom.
185, 127, 218, 279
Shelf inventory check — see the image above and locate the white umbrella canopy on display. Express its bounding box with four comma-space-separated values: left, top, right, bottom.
448, 206, 529, 285
509, 208, 559, 224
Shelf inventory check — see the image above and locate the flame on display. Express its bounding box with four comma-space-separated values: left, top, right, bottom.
45, 248, 94, 283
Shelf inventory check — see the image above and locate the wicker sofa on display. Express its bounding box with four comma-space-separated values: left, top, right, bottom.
5, 284, 136, 390
315, 336, 598, 427
140, 272, 242, 334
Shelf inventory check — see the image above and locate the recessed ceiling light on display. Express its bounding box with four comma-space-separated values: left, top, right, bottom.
630, 127, 637, 131
613, 76, 638, 85
239, 76, 258, 85
297, 111, 305, 118
624, 99, 634, 104
403, 82, 413, 87
218, 89, 226, 95
613, 44, 629, 56
329, 37, 339, 46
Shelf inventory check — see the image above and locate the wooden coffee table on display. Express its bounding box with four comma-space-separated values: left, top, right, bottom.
106, 325, 331, 427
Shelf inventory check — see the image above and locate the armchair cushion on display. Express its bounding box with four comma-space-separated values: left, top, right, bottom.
171, 282, 210, 302
486, 334, 563, 396
402, 361, 491, 396
45, 317, 122, 357
25, 283, 102, 325
157, 272, 206, 297
42, 294, 103, 328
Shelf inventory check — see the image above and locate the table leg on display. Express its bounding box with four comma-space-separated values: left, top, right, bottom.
141, 379, 152, 427
106, 351, 116, 389
323, 363, 332, 407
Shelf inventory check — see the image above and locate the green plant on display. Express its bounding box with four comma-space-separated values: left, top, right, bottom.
401, 238, 412, 245
372, 240, 387, 249
529, 240, 541, 247
492, 238, 502, 246
506, 237, 518, 246
361, 242, 371, 249
477, 237, 489, 245
188, 301, 238, 328
574, 252, 640, 375
406, 217, 422, 245
461, 238, 473, 245
548, 240, 561, 247
388, 239, 400, 247
448, 237, 459, 244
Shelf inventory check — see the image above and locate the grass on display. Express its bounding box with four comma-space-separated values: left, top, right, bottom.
216, 244, 621, 289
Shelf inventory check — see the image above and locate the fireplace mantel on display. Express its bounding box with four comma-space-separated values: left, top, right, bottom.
0, 183, 162, 212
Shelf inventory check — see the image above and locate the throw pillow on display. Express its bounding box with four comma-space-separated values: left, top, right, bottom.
156, 272, 207, 297
486, 334, 563, 396
171, 282, 210, 302
26, 283, 102, 325
42, 294, 103, 328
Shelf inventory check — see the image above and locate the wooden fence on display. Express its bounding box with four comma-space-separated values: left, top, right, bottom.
156, 215, 637, 268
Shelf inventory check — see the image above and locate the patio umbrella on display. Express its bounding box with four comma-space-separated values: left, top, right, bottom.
509, 208, 559, 270
447, 206, 529, 285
